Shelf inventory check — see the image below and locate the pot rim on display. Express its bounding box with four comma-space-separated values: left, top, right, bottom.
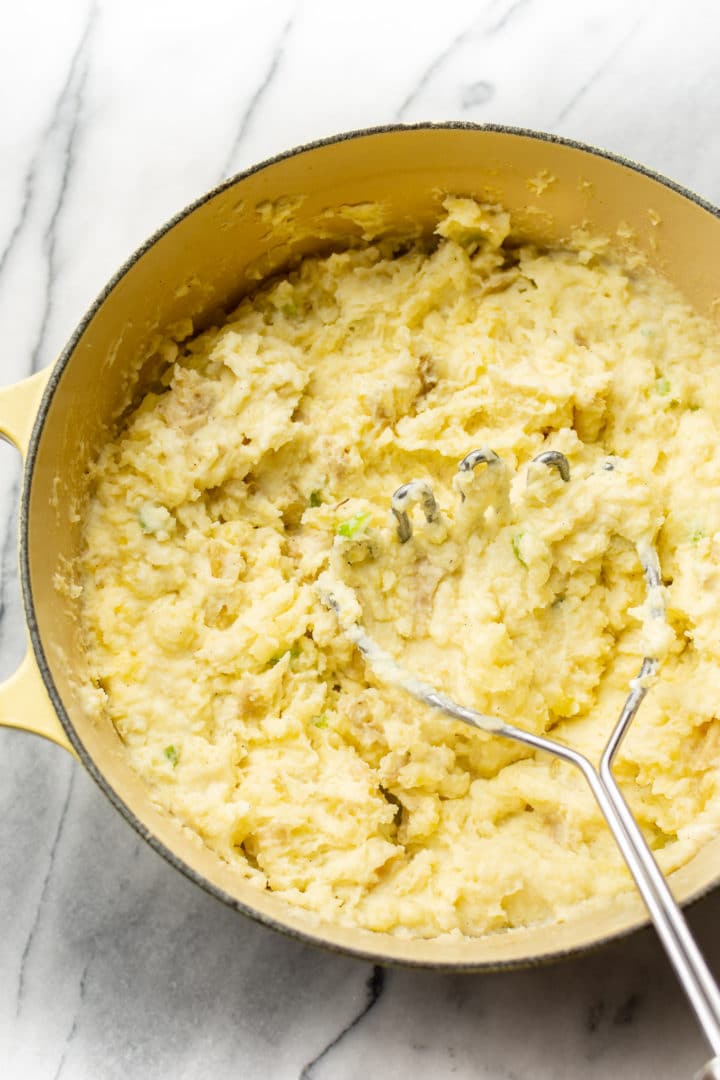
20, 121, 720, 971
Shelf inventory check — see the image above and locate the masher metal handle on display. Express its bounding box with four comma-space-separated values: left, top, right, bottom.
600, 778, 720, 1080
420, 675, 720, 1079
512, 704, 720, 1075
696, 1060, 720, 1079
600, 675, 720, 1078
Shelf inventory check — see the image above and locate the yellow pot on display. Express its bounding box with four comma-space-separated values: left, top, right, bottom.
2, 123, 719, 970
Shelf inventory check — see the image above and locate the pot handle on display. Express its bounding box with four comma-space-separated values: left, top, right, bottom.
0, 368, 51, 455
0, 367, 76, 756
0, 651, 76, 755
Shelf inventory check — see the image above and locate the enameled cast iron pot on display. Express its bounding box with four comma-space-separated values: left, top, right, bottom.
1, 123, 719, 970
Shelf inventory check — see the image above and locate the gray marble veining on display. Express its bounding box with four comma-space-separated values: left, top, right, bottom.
2, 1, 720, 1076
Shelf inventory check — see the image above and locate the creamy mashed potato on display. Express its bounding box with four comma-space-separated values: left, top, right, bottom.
79, 199, 720, 938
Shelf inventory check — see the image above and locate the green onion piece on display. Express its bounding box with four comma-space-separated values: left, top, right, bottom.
655, 377, 671, 396
512, 533, 528, 568
164, 745, 180, 767
267, 642, 301, 667
312, 714, 328, 728
336, 512, 371, 539
138, 503, 172, 535
309, 490, 323, 508
138, 507, 158, 534
691, 529, 706, 544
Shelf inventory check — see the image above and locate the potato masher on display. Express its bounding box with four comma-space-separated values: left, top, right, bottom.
320, 449, 720, 1080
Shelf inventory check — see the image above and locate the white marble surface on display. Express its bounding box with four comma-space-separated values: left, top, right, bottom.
2, 1, 720, 1076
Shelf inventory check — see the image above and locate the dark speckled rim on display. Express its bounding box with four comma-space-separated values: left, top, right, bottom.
19, 122, 720, 971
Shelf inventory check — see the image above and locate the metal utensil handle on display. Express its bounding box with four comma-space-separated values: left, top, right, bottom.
500, 713, 720, 1065
695, 1058, 720, 1079
592, 761, 720, 1057
599, 670, 720, 1073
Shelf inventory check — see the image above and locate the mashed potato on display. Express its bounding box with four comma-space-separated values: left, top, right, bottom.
79, 198, 720, 938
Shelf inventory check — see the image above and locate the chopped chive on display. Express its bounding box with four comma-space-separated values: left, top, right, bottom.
138, 503, 172, 536
309, 490, 323, 508
655, 377, 671, 396
691, 529, 706, 544
267, 641, 301, 668
512, 532, 528, 568
312, 714, 328, 728
138, 507, 158, 533
164, 745, 180, 767
336, 512, 371, 539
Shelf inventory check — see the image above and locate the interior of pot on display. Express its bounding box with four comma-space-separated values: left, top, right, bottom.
24, 125, 720, 968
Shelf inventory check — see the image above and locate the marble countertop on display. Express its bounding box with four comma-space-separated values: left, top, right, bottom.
2, 1, 720, 1076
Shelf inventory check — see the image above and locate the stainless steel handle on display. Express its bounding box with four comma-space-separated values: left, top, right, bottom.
695, 1058, 720, 1080
601, 764, 720, 1055
599, 677, 720, 1061
497, 684, 720, 1078
509, 715, 720, 1065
